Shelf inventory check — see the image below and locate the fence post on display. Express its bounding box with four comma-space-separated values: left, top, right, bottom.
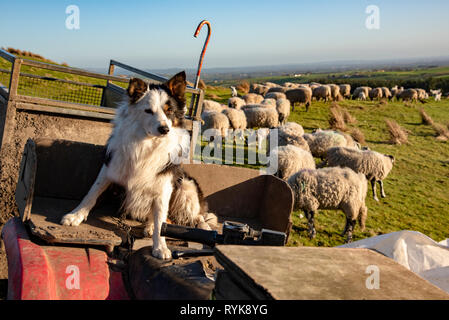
0, 58, 21, 148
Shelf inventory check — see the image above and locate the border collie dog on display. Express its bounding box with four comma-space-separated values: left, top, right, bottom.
61, 72, 209, 259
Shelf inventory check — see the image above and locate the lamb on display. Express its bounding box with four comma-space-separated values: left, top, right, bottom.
288, 167, 368, 242
276, 98, 291, 125
285, 87, 313, 111
397, 89, 418, 102
243, 93, 264, 104
244, 107, 279, 128
434, 92, 442, 102
267, 122, 310, 153
230, 86, 238, 97
249, 83, 269, 96
228, 97, 246, 110
268, 145, 315, 180
352, 87, 370, 100
203, 99, 225, 113
303, 129, 360, 159
339, 84, 351, 98
369, 87, 383, 100
201, 111, 230, 137
264, 92, 287, 100
312, 85, 331, 102
325, 147, 395, 202
222, 107, 247, 131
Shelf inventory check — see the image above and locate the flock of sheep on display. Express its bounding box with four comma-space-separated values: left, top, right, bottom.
199, 80, 413, 242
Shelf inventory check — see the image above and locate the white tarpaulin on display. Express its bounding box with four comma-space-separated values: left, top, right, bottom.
339, 230, 449, 294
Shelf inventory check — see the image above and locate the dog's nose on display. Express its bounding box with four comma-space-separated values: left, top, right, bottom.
158, 125, 170, 135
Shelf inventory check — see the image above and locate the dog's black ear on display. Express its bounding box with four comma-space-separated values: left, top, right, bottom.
127, 78, 148, 104
165, 71, 186, 101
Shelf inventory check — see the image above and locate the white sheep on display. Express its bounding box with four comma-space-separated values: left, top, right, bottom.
264, 92, 287, 100
243, 93, 264, 104
261, 98, 277, 107
228, 97, 246, 110
202, 99, 225, 113
357, 92, 367, 101
288, 167, 368, 242
325, 147, 395, 202
276, 98, 291, 125
222, 107, 247, 131
303, 129, 360, 159
201, 110, 230, 137
267, 123, 310, 154
268, 145, 316, 180
244, 107, 279, 128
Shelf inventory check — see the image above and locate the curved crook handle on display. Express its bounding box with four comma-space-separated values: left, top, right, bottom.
193, 20, 211, 89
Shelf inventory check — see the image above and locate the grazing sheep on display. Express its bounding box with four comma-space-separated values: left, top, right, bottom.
325, 147, 395, 202
228, 97, 246, 110
415, 88, 427, 100
397, 89, 418, 102
285, 87, 313, 111
329, 84, 341, 101
203, 99, 225, 113
230, 86, 238, 97
261, 98, 277, 107
243, 93, 264, 104
201, 111, 230, 137
303, 129, 360, 159
352, 87, 370, 100
381, 87, 392, 100
264, 92, 287, 100
357, 92, 367, 101
312, 85, 331, 102
339, 84, 351, 98
249, 83, 269, 96
222, 107, 247, 131
369, 88, 383, 100
263, 82, 279, 88
244, 107, 279, 128
267, 123, 310, 153
267, 86, 288, 94
288, 167, 368, 242
269, 145, 316, 180
276, 98, 291, 125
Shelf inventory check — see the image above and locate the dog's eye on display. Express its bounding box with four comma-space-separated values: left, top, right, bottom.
144, 109, 154, 114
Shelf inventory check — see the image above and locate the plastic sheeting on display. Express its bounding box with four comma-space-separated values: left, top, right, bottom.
339, 230, 449, 294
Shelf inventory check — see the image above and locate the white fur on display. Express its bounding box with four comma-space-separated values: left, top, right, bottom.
61, 87, 194, 260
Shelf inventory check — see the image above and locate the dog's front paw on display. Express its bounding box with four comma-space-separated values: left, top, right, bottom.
152, 246, 172, 260
60, 212, 86, 226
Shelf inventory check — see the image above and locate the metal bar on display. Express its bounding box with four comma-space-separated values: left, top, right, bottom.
16, 102, 115, 120
110, 59, 167, 83
0, 68, 107, 89
15, 95, 116, 115
20, 59, 129, 83
0, 49, 16, 63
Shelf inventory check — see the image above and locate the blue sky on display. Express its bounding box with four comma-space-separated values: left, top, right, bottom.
1, 0, 449, 69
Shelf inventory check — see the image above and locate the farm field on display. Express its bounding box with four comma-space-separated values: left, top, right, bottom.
201, 84, 449, 246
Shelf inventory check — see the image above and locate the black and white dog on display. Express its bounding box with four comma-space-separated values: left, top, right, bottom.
61, 72, 210, 259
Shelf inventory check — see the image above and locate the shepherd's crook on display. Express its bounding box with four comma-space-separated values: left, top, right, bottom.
193, 20, 211, 89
